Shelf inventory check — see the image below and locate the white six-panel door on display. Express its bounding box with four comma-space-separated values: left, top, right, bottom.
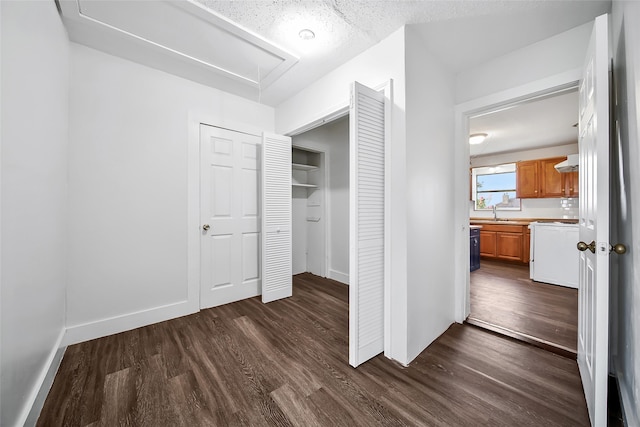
200, 125, 262, 309
577, 14, 610, 427
349, 81, 386, 367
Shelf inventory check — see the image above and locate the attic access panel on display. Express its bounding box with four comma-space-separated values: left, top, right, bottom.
59, 0, 298, 90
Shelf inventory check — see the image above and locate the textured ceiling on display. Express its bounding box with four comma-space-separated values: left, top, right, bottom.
199, 0, 611, 106
469, 89, 579, 157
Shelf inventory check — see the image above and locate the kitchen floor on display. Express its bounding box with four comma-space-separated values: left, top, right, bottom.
468, 259, 578, 357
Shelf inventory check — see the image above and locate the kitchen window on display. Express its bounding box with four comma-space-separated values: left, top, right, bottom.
472, 163, 521, 211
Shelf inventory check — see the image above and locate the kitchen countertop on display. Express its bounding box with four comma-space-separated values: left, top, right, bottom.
469, 218, 578, 226
469, 219, 532, 226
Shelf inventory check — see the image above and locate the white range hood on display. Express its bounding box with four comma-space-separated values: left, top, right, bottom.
554, 154, 579, 173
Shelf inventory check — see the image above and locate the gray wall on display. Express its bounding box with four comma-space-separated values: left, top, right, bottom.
611, 1, 640, 425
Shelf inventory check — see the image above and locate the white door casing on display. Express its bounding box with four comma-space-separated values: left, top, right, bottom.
577, 14, 610, 427
261, 132, 293, 303
200, 125, 262, 309
349, 81, 386, 367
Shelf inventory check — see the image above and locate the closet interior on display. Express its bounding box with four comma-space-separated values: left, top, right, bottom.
291, 116, 350, 285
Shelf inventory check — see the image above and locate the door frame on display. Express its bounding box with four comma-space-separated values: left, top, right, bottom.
285, 80, 393, 357
453, 70, 582, 323
187, 111, 266, 311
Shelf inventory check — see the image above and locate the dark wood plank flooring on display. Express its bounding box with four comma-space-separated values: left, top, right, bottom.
38, 273, 588, 426
469, 260, 578, 356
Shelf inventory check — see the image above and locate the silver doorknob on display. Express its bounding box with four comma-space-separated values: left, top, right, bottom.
577, 241, 596, 253
202, 224, 210, 231
611, 243, 627, 254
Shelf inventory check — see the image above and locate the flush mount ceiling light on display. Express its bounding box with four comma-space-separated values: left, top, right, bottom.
469, 133, 488, 145
298, 29, 315, 40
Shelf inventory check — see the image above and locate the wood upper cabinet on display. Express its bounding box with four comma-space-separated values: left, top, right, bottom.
539, 157, 567, 198
564, 171, 579, 197
516, 160, 539, 198
516, 156, 578, 199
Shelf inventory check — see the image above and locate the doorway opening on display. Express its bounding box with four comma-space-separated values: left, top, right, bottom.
459, 83, 582, 357
291, 116, 348, 284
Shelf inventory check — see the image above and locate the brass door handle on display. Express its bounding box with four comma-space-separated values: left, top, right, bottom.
611, 243, 627, 254
202, 224, 210, 231
577, 241, 596, 253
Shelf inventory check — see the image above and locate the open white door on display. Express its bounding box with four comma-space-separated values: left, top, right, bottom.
577, 14, 610, 426
261, 132, 293, 303
349, 81, 386, 367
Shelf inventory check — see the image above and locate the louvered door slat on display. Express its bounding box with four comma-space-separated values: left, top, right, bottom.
349, 81, 386, 367
261, 133, 292, 303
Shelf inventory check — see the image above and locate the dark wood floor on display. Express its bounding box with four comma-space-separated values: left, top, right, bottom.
469, 260, 578, 356
38, 273, 588, 426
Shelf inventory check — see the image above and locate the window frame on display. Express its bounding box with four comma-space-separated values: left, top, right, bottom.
471, 163, 521, 211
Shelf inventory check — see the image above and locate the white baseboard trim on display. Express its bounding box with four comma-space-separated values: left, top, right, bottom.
328, 269, 349, 285
17, 329, 65, 427
615, 360, 640, 427
63, 300, 197, 346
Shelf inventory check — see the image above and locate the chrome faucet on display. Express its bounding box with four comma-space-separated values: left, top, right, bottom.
492, 205, 497, 221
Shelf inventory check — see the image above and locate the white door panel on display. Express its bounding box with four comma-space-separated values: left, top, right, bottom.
349, 81, 386, 367
261, 132, 292, 303
577, 14, 610, 427
200, 125, 261, 308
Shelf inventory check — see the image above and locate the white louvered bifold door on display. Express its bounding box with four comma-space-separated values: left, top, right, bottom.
349, 82, 386, 367
261, 132, 293, 303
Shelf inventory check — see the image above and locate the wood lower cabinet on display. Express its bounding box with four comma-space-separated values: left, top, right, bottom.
475, 223, 529, 263
496, 232, 523, 261
523, 227, 531, 264
479, 230, 497, 257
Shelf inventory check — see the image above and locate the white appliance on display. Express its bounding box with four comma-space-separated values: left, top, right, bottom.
529, 221, 579, 288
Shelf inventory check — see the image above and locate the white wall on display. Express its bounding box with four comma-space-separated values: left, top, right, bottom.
404, 26, 456, 362
611, 2, 640, 425
1, 2, 69, 426
276, 28, 409, 363
470, 143, 579, 220
292, 117, 350, 284
66, 43, 274, 344
456, 22, 593, 103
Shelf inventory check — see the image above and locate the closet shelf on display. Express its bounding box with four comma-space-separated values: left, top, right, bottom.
292, 183, 318, 188
292, 163, 319, 171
